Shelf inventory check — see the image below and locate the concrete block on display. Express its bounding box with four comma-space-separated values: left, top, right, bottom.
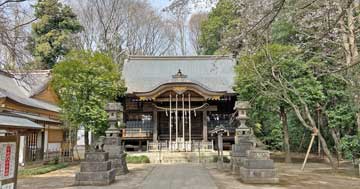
103, 145, 123, 158
85, 152, 109, 162
246, 150, 270, 160
111, 158, 129, 175
80, 161, 112, 172
103, 137, 121, 145
239, 167, 279, 184
242, 159, 274, 169
75, 169, 116, 186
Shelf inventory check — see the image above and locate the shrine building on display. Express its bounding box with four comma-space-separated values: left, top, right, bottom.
0, 70, 70, 165
120, 56, 237, 151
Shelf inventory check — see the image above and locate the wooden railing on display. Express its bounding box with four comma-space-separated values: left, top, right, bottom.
122, 128, 152, 138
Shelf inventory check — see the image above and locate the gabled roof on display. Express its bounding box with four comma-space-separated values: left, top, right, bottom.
12, 112, 61, 123
0, 114, 43, 129
0, 70, 59, 112
122, 55, 236, 94
12, 70, 51, 97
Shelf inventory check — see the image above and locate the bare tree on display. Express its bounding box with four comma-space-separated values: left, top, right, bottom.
189, 12, 207, 54
0, 0, 35, 70
71, 0, 177, 65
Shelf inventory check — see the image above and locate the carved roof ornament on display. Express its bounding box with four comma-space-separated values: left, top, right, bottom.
172, 69, 187, 79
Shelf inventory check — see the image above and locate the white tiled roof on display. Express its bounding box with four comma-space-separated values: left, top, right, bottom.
123, 56, 236, 93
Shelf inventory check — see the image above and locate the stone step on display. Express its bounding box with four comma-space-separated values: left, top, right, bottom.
75, 169, 116, 186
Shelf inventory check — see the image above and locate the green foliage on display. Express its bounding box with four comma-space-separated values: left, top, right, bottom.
271, 19, 298, 45
236, 44, 325, 108
212, 155, 231, 163
19, 163, 68, 176
262, 122, 283, 150
28, 0, 82, 68
199, 0, 239, 55
340, 134, 360, 163
202, 0, 360, 162
327, 104, 355, 130
51, 51, 125, 135
126, 155, 150, 164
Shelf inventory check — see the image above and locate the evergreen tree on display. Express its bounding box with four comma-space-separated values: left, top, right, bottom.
28, 0, 82, 69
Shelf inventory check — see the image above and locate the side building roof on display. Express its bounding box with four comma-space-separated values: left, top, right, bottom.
0, 70, 59, 112
0, 114, 43, 129
122, 55, 236, 94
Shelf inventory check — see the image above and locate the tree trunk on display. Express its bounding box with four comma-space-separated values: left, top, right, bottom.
84, 127, 89, 151
280, 105, 292, 163
330, 128, 342, 164
357, 112, 360, 134
318, 131, 337, 169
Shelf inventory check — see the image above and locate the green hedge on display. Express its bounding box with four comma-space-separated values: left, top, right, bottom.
126, 155, 150, 164
19, 163, 68, 176
212, 156, 231, 163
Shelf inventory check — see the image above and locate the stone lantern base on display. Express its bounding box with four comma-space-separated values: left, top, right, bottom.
239, 150, 279, 184
231, 138, 254, 174
103, 137, 129, 175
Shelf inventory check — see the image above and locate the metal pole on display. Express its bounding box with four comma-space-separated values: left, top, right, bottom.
176, 94, 178, 150
169, 94, 172, 151
182, 94, 185, 150
188, 93, 191, 151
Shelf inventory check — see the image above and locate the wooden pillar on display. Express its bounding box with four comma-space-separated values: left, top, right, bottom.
182, 94, 185, 149
203, 110, 208, 142
169, 94, 172, 151
188, 93, 191, 146
176, 94, 178, 150
153, 111, 158, 142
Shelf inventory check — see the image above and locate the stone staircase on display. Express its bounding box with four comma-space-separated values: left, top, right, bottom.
127, 151, 230, 164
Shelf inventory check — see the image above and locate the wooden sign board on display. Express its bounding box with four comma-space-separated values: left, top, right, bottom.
0, 136, 19, 189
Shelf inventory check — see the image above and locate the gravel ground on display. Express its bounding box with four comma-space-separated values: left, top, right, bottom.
17, 162, 360, 189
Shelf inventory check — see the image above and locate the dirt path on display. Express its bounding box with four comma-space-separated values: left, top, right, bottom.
17, 162, 360, 189
207, 163, 360, 189
18, 164, 155, 189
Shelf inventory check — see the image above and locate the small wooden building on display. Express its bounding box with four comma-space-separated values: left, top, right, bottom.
120, 56, 237, 151
0, 70, 67, 164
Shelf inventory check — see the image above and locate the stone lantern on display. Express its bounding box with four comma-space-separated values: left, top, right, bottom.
231, 101, 255, 174
234, 101, 251, 142
102, 102, 128, 175
105, 103, 123, 137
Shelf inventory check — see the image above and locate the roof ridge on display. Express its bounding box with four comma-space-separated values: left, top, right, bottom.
0, 70, 14, 77
127, 55, 234, 60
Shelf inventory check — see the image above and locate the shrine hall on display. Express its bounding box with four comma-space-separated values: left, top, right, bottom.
120, 56, 237, 151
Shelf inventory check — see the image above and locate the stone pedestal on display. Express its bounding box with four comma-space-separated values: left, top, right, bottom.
75, 152, 116, 186
239, 150, 279, 184
231, 131, 255, 174
230, 101, 255, 174
103, 137, 129, 175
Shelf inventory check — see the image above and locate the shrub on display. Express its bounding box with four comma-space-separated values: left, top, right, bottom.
19, 163, 68, 176
212, 155, 231, 163
126, 155, 150, 164
340, 134, 360, 166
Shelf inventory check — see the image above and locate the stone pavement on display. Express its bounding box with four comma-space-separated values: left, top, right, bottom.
141, 164, 217, 189
18, 162, 360, 189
